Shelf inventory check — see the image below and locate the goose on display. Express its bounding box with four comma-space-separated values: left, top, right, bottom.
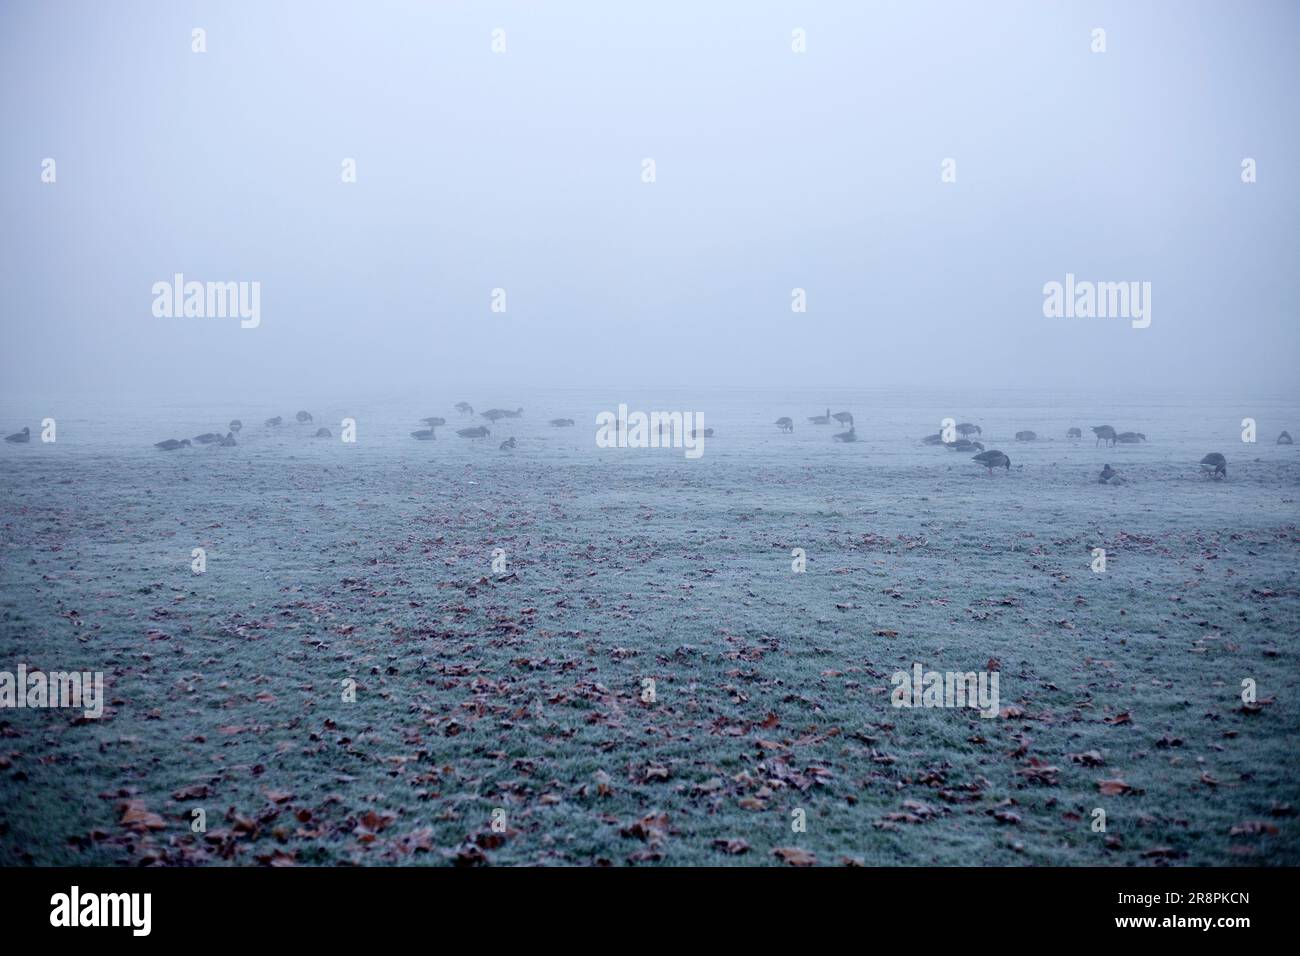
229, 419, 243, 433
775, 417, 794, 433
154, 438, 191, 451
922, 433, 945, 445
957, 423, 981, 438
807, 408, 831, 425
832, 412, 854, 428
265, 416, 282, 427
549, 418, 575, 427
4, 426, 31, 443
218, 432, 237, 447
193, 432, 223, 444
420, 417, 447, 428
1278, 431, 1294, 445
481, 408, 510, 422
296, 411, 313, 423
502, 407, 524, 418
455, 402, 474, 415
1099, 463, 1118, 484
499, 437, 517, 450
411, 429, 436, 441
832, 426, 859, 443
1092, 425, 1116, 447
1067, 427, 1082, 440
457, 426, 491, 438
314, 427, 331, 438
1116, 431, 1146, 443
1200, 452, 1226, 478
946, 439, 984, 452
972, 450, 1010, 474
1015, 430, 1037, 442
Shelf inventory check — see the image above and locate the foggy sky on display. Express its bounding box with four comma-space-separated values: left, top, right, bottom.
2, 0, 1297, 400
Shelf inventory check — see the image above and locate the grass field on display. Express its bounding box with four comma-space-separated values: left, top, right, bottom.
1, 439, 1297, 866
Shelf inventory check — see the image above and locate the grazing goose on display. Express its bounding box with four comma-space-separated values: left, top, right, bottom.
1116, 431, 1146, 443
314, 427, 331, 438
957, 423, 981, 438
946, 438, 984, 452
481, 408, 509, 422
265, 416, 283, 427
228, 419, 243, 433
1200, 452, 1227, 478
1278, 430, 1294, 445
420, 417, 447, 428
774, 417, 794, 433
410, 429, 436, 440
1015, 430, 1037, 442
1099, 463, 1118, 484
807, 408, 832, 425
1092, 425, 1116, 447
499, 437, 516, 450
922, 433, 945, 445
832, 411, 854, 428
502, 407, 524, 418
4, 426, 31, 443
832, 426, 859, 443
455, 402, 474, 415
1067, 427, 1082, 440
154, 438, 191, 451
549, 418, 576, 427
193, 432, 223, 444
218, 432, 237, 446
457, 426, 491, 438
296, 411, 313, 423
972, 449, 1010, 474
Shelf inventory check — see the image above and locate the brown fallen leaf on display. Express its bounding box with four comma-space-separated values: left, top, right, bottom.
712, 838, 750, 855
1098, 779, 1132, 796
773, 846, 817, 866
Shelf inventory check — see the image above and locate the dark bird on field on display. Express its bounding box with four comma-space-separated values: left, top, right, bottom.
1099, 463, 1118, 484
154, 439, 191, 451
1067, 427, 1082, 440
775, 417, 794, 433
1200, 452, 1227, 478
499, 437, 516, 450
229, 419, 242, 433
219, 432, 237, 446
4, 426, 31, 443
1116, 431, 1146, 443
808, 408, 831, 425
922, 433, 944, 445
1015, 430, 1037, 442
483, 407, 523, 421
549, 418, 575, 427
457, 426, 491, 438
455, 402, 474, 415
296, 411, 313, 423
314, 427, 330, 438
957, 423, 981, 438
832, 411, 854, 428
972, 449, 1010, 474
265, 416, 283, 427
1092, 425, 1116, 447
832, 426, 859, 442
410, 429, 436, 440
194, 432, 222, 444
947, 439, 983, 452
420, 417, 446, 428
1279, 431, 1294, 445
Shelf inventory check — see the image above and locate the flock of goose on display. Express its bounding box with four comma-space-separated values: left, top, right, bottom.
4, 411, 1293, 480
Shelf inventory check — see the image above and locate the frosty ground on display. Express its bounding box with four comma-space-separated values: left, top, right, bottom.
1, 439, 1297, 865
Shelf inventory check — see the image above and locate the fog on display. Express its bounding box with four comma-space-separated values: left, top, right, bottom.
2, 0, 1297, 401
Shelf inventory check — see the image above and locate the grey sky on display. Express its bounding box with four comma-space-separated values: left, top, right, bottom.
2, 0, 1297, 398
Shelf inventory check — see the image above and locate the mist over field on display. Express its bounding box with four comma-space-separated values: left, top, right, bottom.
1, 1, 1298, 874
